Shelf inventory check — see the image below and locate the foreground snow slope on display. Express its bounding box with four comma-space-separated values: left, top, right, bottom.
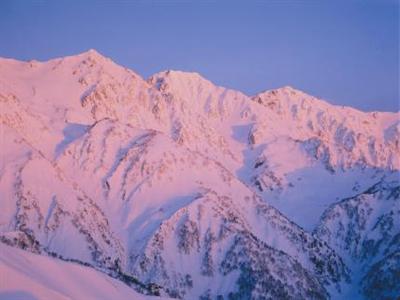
0, 50, 399, 299
0, 243, 162, 300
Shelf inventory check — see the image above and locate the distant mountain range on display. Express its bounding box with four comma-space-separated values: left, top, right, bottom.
0, 50, 398, 300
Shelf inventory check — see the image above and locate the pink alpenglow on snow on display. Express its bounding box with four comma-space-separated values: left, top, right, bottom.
0, 51, 399, 300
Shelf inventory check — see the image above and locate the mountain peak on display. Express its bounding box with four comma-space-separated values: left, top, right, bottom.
150, 69, 209, 83
86, 48, 101, 55
255, 85, 309, 98
148, 69, 215, 93
74, 48, 109, 62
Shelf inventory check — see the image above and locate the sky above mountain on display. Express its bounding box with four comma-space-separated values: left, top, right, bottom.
0, 0, 398, 112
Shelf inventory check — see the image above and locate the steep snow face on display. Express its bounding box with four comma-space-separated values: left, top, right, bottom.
147, 72, 399, 230
54, 118, 349, 298
0, 126, 124, 268
0, 50, 168, 160
361, 251, 400, 300
251, 87, 399, 170
315, 174, 400, 299
237, 87, 398, 229
148, 70, 251, 121
131, 190, 349, 299
0, 50, 399, 300
0, 111, 349, 298
315, 175, 400, 265
148, 70, 255, 171
247, 134, 392, 230
0, 243, 161, 300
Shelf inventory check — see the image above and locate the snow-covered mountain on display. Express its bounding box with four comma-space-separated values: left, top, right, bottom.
0, 50, 398, 299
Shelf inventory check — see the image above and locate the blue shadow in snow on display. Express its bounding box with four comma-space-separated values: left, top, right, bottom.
0, 290, 39, 300
55, 123, 90, 158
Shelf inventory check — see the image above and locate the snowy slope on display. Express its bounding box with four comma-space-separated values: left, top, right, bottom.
315, 173, 400, 299
0, 50, 399, 299
149, 70, 399, 230
0, 243, 163, 300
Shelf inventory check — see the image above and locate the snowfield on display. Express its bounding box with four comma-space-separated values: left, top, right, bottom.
0, 50, 399, 299
0, 243, 165, 300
